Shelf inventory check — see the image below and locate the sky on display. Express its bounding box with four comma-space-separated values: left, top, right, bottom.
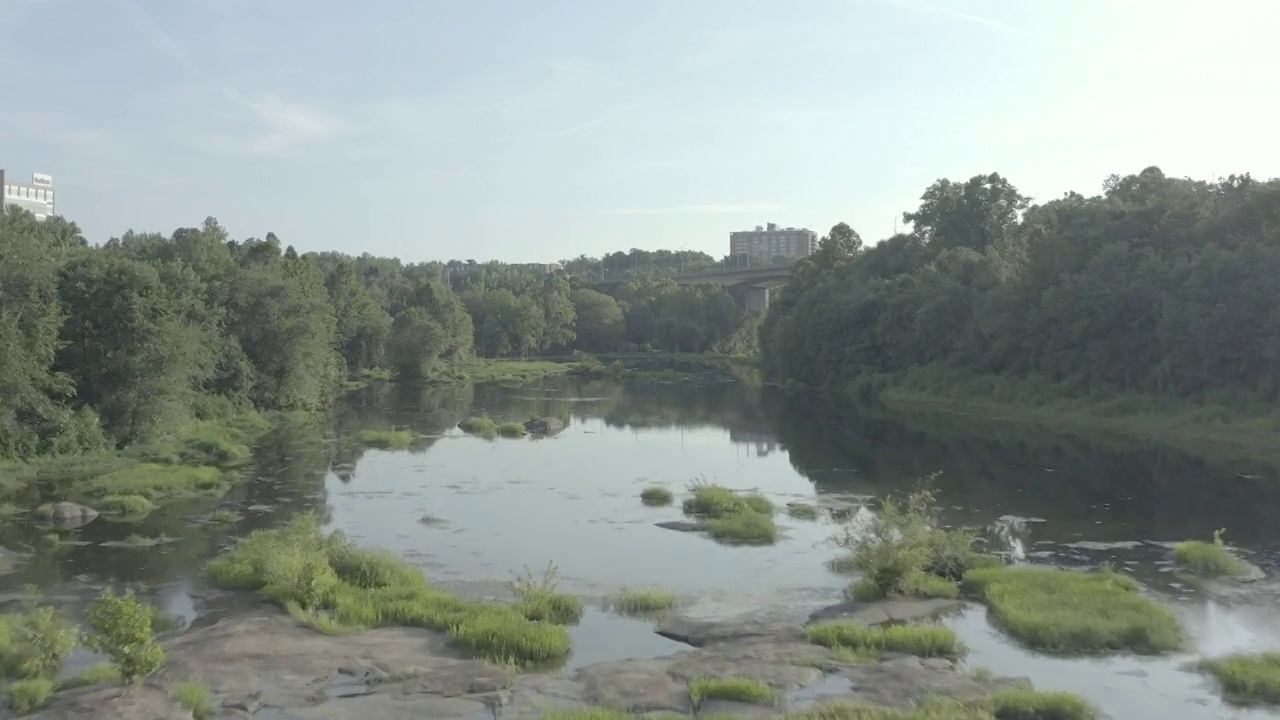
2, 0, 1277, 264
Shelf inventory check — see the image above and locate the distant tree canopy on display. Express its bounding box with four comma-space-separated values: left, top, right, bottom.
761, 167, 1280, 402
0, 209, 756, 460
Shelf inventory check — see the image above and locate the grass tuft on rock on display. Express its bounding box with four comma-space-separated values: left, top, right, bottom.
1203, 652, 1280, 704
508, 564, 583, 625
708, 510, 778, 546
805, 620, 963, 659
640, 486, 674, 507
84, 463, 224, 501
682, 480, 778, 545
458, 417, 498, 438
58, 662, 121, 690
608, 587, 678, 615
778, 691, 1098, 719
1173, 530, 1248, 578
962, 565, 1183, 655
496, 422, 528, 438
205, 514, 571, 666
537, 709, 740, 720
688, 676, 776, 708
985, 688, 1097, 720
170, 680, 214, 720
96, 494, 158, 518
787, 503, 819, 520
356, 429, 413, 449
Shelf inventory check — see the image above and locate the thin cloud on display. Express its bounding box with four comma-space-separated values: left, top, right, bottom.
883, 0, 1085, 52
604, 203, 785, 216
117, 0, 196, 72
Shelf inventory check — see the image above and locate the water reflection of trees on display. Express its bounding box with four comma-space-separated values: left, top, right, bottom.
763, 389, 1280, 544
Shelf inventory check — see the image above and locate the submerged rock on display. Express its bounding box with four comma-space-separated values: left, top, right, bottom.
523, 417, 566, 436
654, 520, 709, 534
33, 502, 99, 530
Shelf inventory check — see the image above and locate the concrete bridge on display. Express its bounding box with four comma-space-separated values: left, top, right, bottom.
593, 264, 794, 311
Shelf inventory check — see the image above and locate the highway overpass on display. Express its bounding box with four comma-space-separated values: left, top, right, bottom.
592, 264, 794, 311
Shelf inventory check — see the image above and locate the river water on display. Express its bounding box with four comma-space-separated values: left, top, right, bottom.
9, 374, 1280, 719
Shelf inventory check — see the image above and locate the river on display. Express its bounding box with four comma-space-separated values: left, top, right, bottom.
8, 373, 1280, 719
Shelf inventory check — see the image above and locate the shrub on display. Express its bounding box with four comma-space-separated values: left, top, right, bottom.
509, 564, 582, 625
7, 678, 53, 715
688, 676, 775, 708
175, 422, 255, 468
84, 463, 223, 501
708, 511, 778, 546
805, 620, 963, 658
1203, 652, 1280, 704
458, 417, 497, 438
356, 429, 413, 449
609, 587, 678, 614
962, 565, 1184, 654
640, 486, 674, 506
170, 680, 214, 720
0, 607, 78, 680
204, 514, 572, 666
1173, 530, 1248, 578
83, 589, 165, 683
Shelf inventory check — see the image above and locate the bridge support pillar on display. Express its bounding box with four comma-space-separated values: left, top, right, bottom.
745, 285, 772, 313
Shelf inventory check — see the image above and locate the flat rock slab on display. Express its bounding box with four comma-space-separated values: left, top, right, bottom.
655, 520, 709, 533
807, 598, 965, 625
655, 617, 803, 647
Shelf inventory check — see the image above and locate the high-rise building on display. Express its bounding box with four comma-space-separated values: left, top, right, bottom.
729, 222, 816, 259
1, 170, 56, 220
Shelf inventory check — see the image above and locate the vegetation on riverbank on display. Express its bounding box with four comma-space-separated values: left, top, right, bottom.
761, 168, 1280, 452
356, 429, 413, 449
962, 565, 1184, 655
1173, 530, 1249, 578
688, 676, 776, 708
806, 620, 963, 659
1203, 652, 1280, 705
205, 514, 573, 666
682, 481, 778, 545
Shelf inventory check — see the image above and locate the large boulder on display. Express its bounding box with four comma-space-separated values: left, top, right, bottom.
33, 502, 99, 530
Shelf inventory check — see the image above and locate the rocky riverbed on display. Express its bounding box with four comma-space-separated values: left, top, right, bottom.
26, 597, 1028, 720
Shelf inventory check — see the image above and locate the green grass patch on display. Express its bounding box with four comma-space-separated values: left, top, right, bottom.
1173, 532, 1248, 578
58, 662, 121, 690
508, 564, 583, 625
707, 510, 778, 546
458, 417, 498, 438
787, 503, 819, 520
96, 494, 157, 518
205, 514, 571, 666
356, 429, 413, 449
688, 676, 776, 707
608, 587, 678, 615
496, 422, 528, 438
985, 688, 1097, 720
7, 677, 53, 715
962, 565, 1183, 655
0, 607, 79, 680
1203, 652, 1280, 704
805, 620, 963, 659
464, 360, 574, 383
83, 463, 224, 501
536, 710, 740, 720
640, 486, 674, 506
778, 691, 1097, 719
170, 680, 214, 720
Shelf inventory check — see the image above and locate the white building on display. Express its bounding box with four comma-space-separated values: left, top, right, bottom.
1, 170, 55, 220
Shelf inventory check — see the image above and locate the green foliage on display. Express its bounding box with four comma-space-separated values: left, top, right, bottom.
640, 486, 674, 506
608, 587, 678, 615
1203, 652, 1280, 704
760, 170, 1280, 426
776, 691, 1097, 720
356, 429, 413, 449
59, 662, 121, 689
508, 564, 583, 625
1173, 531, 1248, 578
496, 422, 527, 438
83, 589, 165, 683
707, 510, 778, 546
7, 677, 53, 715
962, 565, 1184, 654
84, 463, 223, 500
205, 514, 572, 666
805, 620, 964, 658
787, 503, 819, 520
688, 676, 776, 707
0, 607, 78, 680
831, 487, 982, 600
170, 680, 215, 720
96, 494, 158, 518
682, 481, 778, 545
457, 417, 498, 438
985, 688, 1097, 720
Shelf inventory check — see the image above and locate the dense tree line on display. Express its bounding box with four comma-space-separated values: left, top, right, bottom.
0, 210, 756, 461
761, 167, 1280, 403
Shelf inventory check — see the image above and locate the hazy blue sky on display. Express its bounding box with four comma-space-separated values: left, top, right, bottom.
2, 0, 1276, 263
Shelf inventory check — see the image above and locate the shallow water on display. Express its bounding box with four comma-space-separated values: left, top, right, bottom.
11, 375, 1280, 719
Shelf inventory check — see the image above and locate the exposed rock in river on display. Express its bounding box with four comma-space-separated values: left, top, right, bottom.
524, 417, 566, 436
806, 597, 965, 625
654, 520, 709, 534
27, 600, 1027, 720
33, 502, 99, 530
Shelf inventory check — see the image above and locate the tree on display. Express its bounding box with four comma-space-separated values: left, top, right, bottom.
83, 589, 164, 684
570, 289, 625, 352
